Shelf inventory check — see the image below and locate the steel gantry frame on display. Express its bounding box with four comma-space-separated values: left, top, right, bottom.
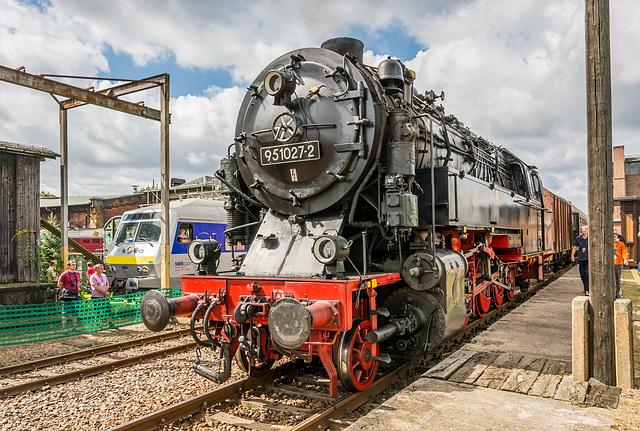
0, 65, 172, 290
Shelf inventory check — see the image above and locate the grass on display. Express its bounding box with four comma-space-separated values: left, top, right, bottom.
621, 270, 640, 387
611, 270, 640, 430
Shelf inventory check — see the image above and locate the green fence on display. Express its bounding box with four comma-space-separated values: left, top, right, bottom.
0, 289, 181, 345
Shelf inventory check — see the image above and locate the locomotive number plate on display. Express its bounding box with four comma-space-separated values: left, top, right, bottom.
260, 140, 320, 166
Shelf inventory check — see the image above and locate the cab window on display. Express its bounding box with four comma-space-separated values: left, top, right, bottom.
531, 173, 543, 202
136, 221, 161, 243
177, 223, 193, 244
510, 163, 528, 197
114, 222, 137, 244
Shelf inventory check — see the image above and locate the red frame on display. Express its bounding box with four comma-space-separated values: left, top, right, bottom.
181, 272, 402, 396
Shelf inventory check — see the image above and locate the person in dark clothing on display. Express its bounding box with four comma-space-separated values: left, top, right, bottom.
571, 225, 589, 295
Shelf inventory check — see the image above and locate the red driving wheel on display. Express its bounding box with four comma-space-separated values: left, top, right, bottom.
475, 285, 492, 317
504, 268, 516, 301
492, 282, 505, 308
337, 320, 378, 391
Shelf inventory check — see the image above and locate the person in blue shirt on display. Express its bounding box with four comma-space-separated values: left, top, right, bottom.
571, 225, 589, 295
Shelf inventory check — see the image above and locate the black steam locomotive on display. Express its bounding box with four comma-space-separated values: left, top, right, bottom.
141, 38, 574, 397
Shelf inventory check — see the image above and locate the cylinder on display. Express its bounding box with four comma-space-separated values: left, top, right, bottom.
268, 298, 337, 349
366, 322, 401, 344
219, 156, 239, 194
140, 290, 200, 332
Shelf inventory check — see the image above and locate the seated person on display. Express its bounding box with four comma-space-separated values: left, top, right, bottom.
177, 228, 191, 244
139, 228, 151, 240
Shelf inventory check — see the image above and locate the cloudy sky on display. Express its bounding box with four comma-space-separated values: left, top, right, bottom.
1, 0, 638, 213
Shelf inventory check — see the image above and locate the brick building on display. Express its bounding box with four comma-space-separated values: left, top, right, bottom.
613, 145, 640, 263
39, 175, 221, 229
40, 194, 151, 229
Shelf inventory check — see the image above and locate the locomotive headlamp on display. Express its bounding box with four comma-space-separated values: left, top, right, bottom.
264, 69, 296, 106
265, 70, 286, 96
188, 239, 222, 265
312, 235, 351, 265
188, 239, 222, 275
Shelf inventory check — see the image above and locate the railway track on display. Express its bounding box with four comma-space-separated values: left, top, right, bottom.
106, 266, 572, 431
0, 328, 196, 398
0, 328, 191, 376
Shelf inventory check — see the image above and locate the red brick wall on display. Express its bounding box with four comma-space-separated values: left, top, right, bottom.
41, 194, 151, 230
40, 205, 90, 228
613, 146, 626, 198
90, 194, 150, 228
625, 174, 640, 197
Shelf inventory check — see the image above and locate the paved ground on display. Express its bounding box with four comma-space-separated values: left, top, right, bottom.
464, 266, 583, 367
347, 377, 613, 431
346, 266, 617, 431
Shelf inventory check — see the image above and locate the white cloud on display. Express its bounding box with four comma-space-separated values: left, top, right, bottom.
0, 0, 638, 214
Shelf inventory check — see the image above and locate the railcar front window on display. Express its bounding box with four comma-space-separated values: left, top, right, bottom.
136, 221, 161, 243
114, 222, 138, 245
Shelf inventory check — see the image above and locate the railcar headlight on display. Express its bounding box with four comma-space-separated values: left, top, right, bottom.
136, 267, 142, 274
141, 266, 149, 275
312, 235, 351, 265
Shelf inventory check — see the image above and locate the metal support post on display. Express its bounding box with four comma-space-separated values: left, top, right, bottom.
160, 75, 171, 291
59, 107, 69, 265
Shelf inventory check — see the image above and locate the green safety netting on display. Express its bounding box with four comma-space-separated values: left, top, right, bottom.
0, 289, 182, 345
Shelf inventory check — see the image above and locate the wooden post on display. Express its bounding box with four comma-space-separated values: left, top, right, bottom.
585, 0, 615, 385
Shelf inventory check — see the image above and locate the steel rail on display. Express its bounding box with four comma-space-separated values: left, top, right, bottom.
0, 341, 197, 398
289, 365, 410, 431
0, 328, 192, 376
107, 362, 296, 431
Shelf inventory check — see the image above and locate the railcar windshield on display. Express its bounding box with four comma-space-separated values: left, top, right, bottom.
114, 222, 137, 244
136, 221, 161, 243
114, 221, 161, 245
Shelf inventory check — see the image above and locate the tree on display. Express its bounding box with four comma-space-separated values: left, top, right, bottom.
40, 215, 61, 282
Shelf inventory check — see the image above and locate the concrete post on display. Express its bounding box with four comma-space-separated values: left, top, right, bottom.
614, 299, 635, 389
572, 296, 590, 381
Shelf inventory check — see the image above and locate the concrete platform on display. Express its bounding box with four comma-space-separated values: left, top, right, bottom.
465, 266, 583, 365
346, 266, 616, 430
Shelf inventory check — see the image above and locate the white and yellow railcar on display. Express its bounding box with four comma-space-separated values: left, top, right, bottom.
105, 199, 236, 294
